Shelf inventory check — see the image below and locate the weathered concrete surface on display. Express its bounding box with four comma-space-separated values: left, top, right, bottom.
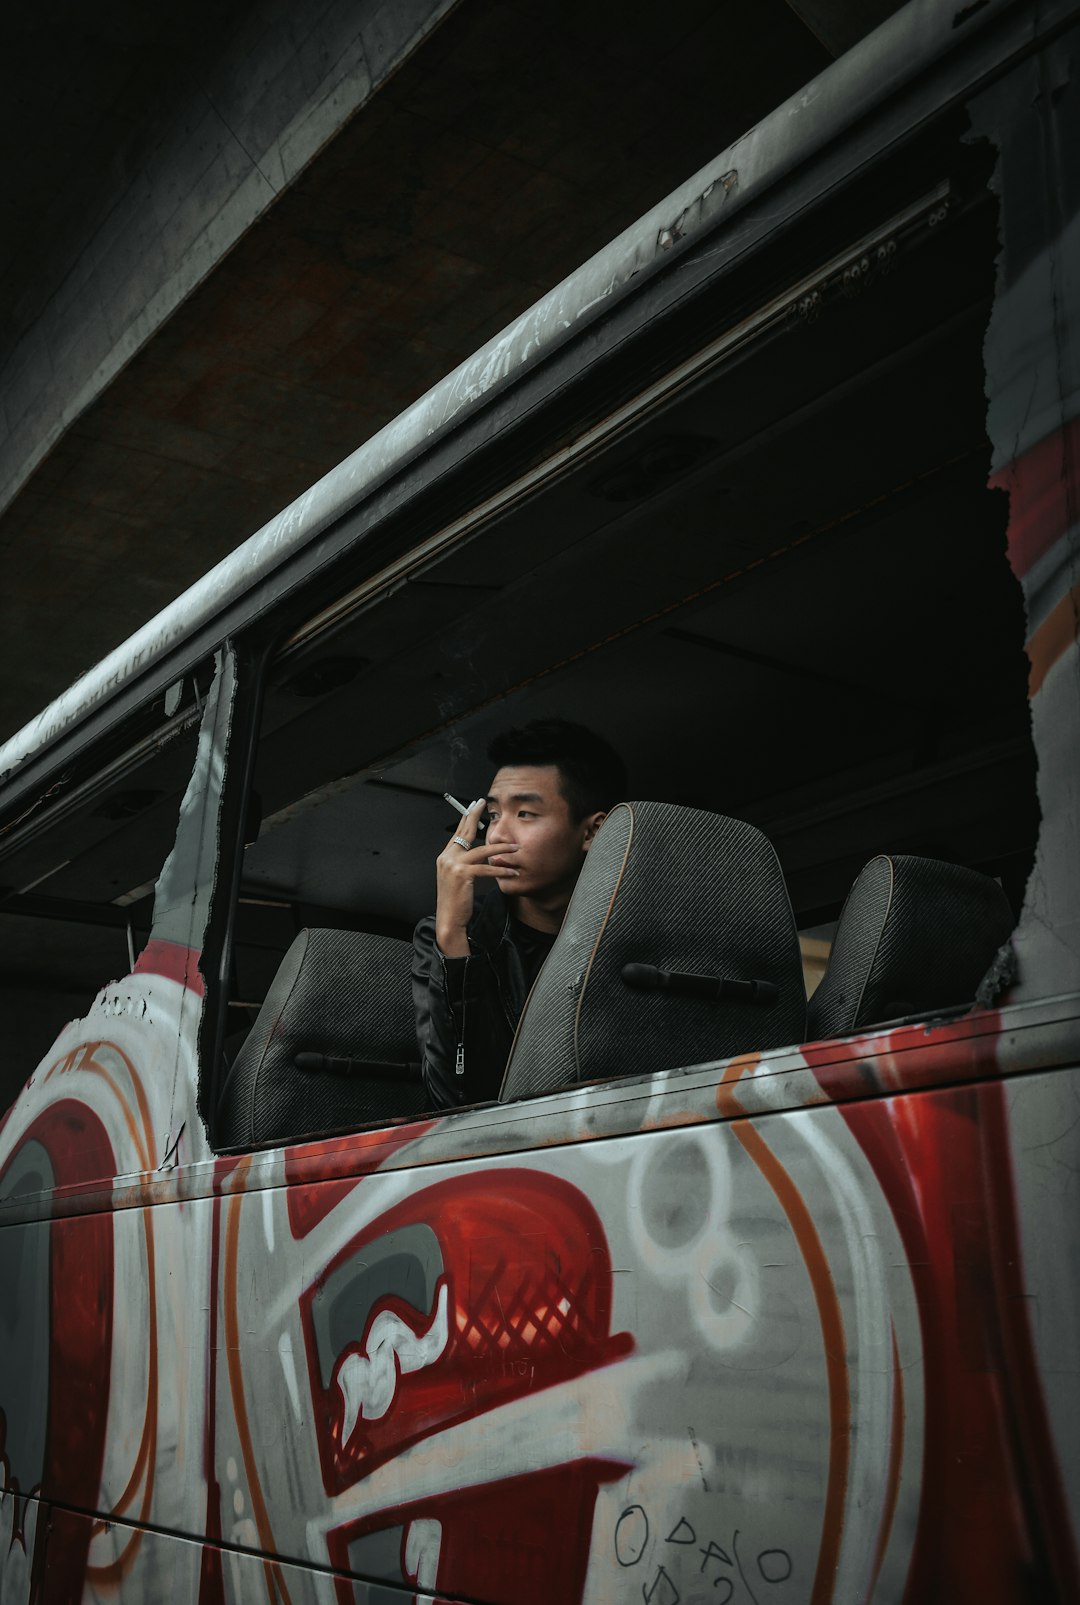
0, 0, 455, 522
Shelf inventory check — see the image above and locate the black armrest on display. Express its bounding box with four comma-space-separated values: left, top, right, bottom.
293, 1053, 422, 1082
621, 963, 779, 1005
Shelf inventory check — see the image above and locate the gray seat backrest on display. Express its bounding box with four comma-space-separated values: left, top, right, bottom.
807, 853, 1015, 1040
218, 927, 424, 1147
500, 801, 807, 1101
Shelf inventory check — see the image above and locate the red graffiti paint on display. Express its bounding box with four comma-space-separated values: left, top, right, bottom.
299, 1170, 632, 1602
285, 1118, 439, 1238
132, 938, 206, 996
329, 1459, 628, 1605
804, 1029, 1080, 1602
991, 416, 1080, 581
0, 1103, 116, 1604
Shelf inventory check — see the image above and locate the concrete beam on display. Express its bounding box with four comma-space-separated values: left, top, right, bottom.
0, 0, 455, 523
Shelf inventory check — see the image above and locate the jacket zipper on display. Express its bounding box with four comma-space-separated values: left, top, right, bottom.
451, 903, 511, 1080
455, 987, 466, 1075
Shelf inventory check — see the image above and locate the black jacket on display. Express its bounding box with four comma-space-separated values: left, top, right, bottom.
411, 893, 546, 1109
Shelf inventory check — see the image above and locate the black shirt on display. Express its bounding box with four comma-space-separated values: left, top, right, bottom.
508, 917, 557, 995
411, 895, 558, 1109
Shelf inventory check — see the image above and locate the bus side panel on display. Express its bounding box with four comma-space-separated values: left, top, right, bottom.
4, 1053, 1078, 1602
209, 1063, 1079, 1605
37, 1505, 450, 1604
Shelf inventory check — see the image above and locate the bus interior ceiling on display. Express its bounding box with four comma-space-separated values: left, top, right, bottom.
238, 185, 1037, 1010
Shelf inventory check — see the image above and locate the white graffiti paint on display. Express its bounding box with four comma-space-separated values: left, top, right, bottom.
405, 1517, 442, 1591
336, 1280, 450, 1439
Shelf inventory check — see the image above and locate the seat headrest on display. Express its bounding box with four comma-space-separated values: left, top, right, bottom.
500, 801, 806, 1101
218, 927, 422, 1147
807, 854, 1015, 1040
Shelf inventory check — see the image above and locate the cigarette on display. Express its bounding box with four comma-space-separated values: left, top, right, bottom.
444, 792, 486, 830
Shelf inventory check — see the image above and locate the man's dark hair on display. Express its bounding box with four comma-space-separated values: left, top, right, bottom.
487, 719, 627, 819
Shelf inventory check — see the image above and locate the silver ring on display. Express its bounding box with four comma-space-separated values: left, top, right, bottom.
452, 834, 470, 850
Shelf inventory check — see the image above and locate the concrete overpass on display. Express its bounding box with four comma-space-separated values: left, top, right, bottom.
1, 0, 901, 743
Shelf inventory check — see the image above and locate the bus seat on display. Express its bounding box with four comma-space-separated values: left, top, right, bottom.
217, 927, 424, 1147
499, 801, 807, 1102
807, 854, 1015, 1040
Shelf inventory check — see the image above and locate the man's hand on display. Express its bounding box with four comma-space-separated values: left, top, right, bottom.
435, 800, 518, 957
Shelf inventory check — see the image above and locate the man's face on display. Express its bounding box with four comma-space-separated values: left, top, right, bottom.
485, 764, 601, 904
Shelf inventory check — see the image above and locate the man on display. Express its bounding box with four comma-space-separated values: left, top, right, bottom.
412, 719, 627, 1109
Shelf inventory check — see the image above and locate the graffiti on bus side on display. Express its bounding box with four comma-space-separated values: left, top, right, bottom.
615, 1502, 793, 1605
286, 1170, 634, 1602
3, 966, 1079, 1605
1, 1029, 1077, 1603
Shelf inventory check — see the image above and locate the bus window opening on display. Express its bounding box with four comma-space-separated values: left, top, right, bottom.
222, 173, 1036, 1145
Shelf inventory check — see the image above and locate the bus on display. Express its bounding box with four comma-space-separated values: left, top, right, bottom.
1, 1, 1078, 1599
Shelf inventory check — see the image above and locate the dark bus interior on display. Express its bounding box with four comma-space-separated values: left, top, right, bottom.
0, 132, 1040, 1125
234, 171, 1036, 1018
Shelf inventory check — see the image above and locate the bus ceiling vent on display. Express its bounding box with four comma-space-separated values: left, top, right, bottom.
499, 801, 806, 1102
217, 928, 423, 1148
806, 854, 1016, 1041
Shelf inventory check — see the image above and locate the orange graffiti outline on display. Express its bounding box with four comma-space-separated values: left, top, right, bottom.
42, 1047, 80, 1083
1027, 580, 1080, 696
79, 1059, 150, 1172
223, 1163, 293, 1605
82, 1039, 157, 1169
718, 1056, 850, 1605
84, 1198, 158, 1583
